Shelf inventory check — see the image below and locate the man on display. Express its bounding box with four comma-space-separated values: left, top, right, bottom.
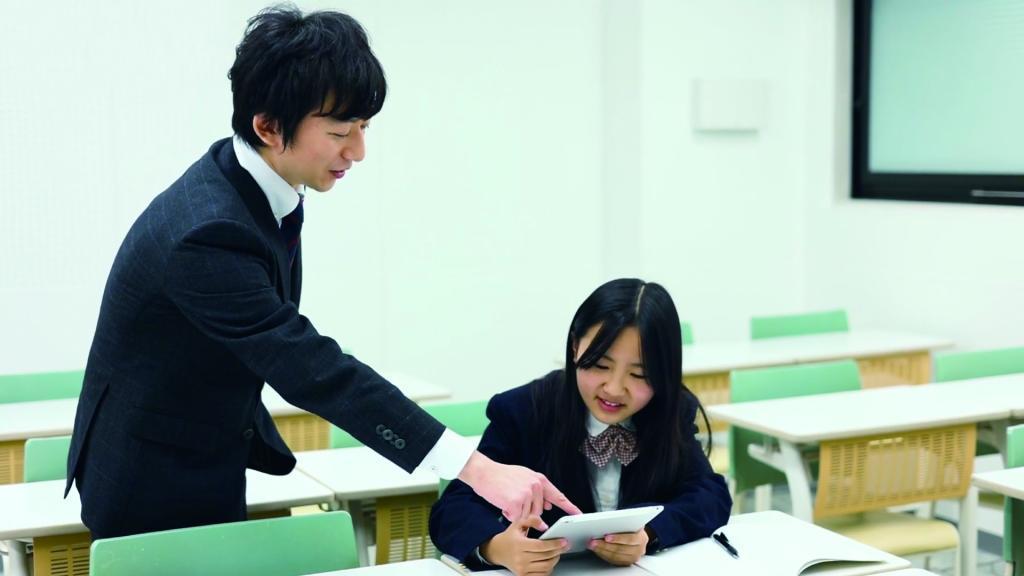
67, 5, 580, 539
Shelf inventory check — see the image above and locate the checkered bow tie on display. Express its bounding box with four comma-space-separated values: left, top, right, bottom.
580, 425, 638, 468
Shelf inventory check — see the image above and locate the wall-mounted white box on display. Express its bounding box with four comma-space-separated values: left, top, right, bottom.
691, 78, 768, 133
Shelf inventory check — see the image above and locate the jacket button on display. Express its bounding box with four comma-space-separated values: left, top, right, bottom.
243, 428, 255, 440
376, 424, 386, 435
394, 438, 405, 450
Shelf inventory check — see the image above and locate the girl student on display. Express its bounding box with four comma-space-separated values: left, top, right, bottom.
429, 278, 731, 575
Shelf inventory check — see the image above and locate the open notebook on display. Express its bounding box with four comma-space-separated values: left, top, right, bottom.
635, 511, 910, 576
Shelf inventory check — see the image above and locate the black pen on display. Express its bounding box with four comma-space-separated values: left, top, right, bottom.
712, 531, 739, 558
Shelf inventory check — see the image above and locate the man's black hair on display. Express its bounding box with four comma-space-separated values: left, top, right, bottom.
229, 4, 386, 149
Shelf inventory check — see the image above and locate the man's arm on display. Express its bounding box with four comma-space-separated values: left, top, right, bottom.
165, 219, 580, 522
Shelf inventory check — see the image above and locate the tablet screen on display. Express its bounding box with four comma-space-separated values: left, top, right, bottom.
538, 505, 663, 553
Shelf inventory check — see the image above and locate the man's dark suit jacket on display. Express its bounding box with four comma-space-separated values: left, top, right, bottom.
429, 371, 731, 568
67, 138, 444, 538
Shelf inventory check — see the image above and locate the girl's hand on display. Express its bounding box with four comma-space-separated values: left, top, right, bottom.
480, 515, 569, 576
588, 526, 649, 566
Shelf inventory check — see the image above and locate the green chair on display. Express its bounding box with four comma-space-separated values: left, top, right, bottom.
681, 322, 694, 346
20, 435, 90, 574
0, 370, 84, 403
90, 511, 358, 576
23, 435, 71, 483
329, 426, 362, 449
934, 346, 1024, 383
750, 309, 849, 340
423, 400, 489, 436
729, 360, 862, 498
934, 347, 1024, 458
1006, 424, 1024, 576
330, 399, 489, 448
376, 400, 487, 564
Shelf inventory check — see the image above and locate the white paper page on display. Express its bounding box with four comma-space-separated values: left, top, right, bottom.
635, 511, 905, 576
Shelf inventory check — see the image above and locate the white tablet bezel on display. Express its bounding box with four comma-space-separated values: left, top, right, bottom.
538, 505, 663, 553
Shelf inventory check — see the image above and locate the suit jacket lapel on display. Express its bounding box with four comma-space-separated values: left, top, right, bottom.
212, 139, 292, 303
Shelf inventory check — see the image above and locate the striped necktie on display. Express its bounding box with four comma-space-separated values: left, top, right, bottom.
280, 196, 304, 267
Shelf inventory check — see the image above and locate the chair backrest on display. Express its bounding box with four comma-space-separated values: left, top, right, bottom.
1006, 424, 1024, 571
749, 309, 849, 340
729, 360, 862, 494
0, 369, 84, 404
90, 511, 357, 576
423, 400, 489, 436
933, 346, 1024, 382
24, 435, 72, 483
681, 322, 694, 346
814, 424, 975, 519
330, 426, 362, 449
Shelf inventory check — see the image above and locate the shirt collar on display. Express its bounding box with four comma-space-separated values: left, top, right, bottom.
232, 135, 303, 226
586, 413, 635, 437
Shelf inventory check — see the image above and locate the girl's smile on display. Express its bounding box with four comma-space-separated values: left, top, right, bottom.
575, 325, 653, 425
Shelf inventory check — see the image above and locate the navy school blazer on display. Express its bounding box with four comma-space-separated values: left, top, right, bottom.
67, 138, 444, 538
429, 371, 731, 568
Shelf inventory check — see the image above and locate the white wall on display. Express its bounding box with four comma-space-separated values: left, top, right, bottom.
801, 0, 1024, 352
634, 0, 810, 341
0, 1, 610, 400
4, 0, 1015, 401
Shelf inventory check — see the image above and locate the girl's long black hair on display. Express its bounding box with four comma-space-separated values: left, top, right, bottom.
531, 278, 711, 504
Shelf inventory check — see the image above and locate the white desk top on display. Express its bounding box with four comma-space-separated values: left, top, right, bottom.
636, 511, 909, 576
706, 373, 1024, 443
683, 330, 952, 376
0, 469, 333, 540
972, 467, 1024, 501
0, 371, 451, 442
0, 398, 78, 442
295, 437, 481, 501
310, 558, 461, 575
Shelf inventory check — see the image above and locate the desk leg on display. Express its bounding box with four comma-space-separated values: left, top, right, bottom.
345, 499, 371, 567
960, 486, 978, 576
780, 440, 813, 521
3, 540, 29, 576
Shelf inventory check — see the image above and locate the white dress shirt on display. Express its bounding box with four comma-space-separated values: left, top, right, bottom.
232, 135, 474, 479
585, 414, 636, 512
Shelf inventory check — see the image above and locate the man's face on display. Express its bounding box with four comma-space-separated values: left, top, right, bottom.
259, 113, 369, 192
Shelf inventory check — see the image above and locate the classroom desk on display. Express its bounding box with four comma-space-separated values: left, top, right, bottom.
0, 371, 451, 484
972, 467, 1024, 576
973, 467, 1024, 501
295, 438, 482, 567
314, 557, 652, 576
706, 374, 1024, 576
683, 330, 951, 413
0, 469, 334, 576
317, 512, 909, 576
309, 558, 462, 575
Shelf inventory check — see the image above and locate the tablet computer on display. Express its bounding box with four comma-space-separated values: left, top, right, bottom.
538, 505, 663, 553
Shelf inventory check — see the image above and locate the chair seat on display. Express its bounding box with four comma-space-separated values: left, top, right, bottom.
817, 511, 958, 556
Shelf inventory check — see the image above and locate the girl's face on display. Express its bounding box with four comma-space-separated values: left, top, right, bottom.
575, 324, 654, 426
